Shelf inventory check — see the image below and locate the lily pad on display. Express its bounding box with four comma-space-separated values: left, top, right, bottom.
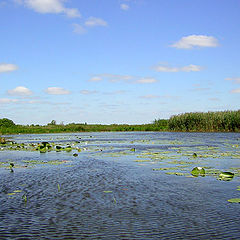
227, 198, 240, 203
191, 167, 206, 177
218, 172, 234, 181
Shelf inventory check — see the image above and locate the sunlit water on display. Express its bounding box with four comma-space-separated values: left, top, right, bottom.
0, 132, 240, 239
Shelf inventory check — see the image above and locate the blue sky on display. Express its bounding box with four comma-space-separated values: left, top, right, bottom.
0, 0, 240, 125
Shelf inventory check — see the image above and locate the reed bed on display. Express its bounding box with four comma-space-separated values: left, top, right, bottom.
168, 110, 240, 132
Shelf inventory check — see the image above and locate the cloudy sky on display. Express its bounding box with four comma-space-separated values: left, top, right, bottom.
0, 0, 240, 125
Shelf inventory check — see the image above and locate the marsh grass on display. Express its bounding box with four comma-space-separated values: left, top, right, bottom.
168, 110, 240, 132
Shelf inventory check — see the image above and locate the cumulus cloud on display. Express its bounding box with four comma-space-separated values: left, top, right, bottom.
45, 87, 70, 95
72, 23, 86, 34
171, 35, 219, 49
80, 90, 97, 95
16, 0, 81, 18
89, 74, 133, 83
154, 64, 202, 72
85, 17, 107, 27
231, 88, 240, 94
136, 78, 157, 84
89, 76, 102, 82
89, 74, 157, 84
0, 63, 18, 73
7, 86, 33, 96
225, 77, 240, 84
120, 4, 129, 10
0, 98, 19, 104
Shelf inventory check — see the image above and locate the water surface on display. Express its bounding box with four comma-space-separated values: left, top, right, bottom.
0, 132, 240, 239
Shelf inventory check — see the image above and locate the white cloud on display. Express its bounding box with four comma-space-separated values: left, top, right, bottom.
154, 64, 202, 72
89, 76, 102, 82
45, 87, 70, 95
171, 35, 219, 49
85, 17, 107, 27
0, 63, 18, 73
7, 86, 33, 96
231, 88, 240, 94
225, 77, 240, 84
72, 23, 86, 34
90, 74, 133, 83
120, 4, 129, 10
90, 74, 157, 84
136, 78, 157, 84
17, 0, 81, 18
0, 98, 19, 104
80, 90, 97, 95
140, 95, 160, 99
102, 90, 125, 95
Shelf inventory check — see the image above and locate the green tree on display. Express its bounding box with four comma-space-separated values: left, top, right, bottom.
0, 118, 15, 127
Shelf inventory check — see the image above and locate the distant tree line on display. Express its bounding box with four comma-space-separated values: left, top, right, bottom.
1, 110, 240, 134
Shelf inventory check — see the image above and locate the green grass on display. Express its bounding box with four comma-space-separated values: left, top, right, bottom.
168, 110, 240, 132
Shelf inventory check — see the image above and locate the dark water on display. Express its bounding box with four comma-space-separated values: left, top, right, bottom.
0, 132, 240, 239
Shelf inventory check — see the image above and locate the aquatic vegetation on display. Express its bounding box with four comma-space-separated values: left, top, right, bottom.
7, 192, 16, 196
65, 146, 72, 152
134, 160, 151, 162
9, 163, 14, 172
218, 172, 234, 181
58, 184, 61, 192
191, 167, 206, 177
153, 167, 180, 171
168, 110, 240, 132
165, 172, 187, 176
22, 194, 27, 203
227, 198, 240, 203
103, 191, 113, 193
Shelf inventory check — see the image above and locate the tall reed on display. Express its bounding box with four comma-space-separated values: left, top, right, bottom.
168, 110, 240, 132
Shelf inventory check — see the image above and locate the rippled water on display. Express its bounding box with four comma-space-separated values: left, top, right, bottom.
0, 132, 240, 239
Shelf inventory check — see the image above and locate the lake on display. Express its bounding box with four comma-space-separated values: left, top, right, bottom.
0, 132, 240, 239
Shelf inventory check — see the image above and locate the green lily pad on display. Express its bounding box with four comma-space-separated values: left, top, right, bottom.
218, 172, 234, 181
191, 167, 206, 177
227, 198, 240, 203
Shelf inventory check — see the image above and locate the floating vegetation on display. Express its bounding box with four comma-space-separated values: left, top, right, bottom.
134, 160, 151, 163
22, 194, 27, 203
193, 153, 197, 158
103, 191, 113, 193
191, 167, 206, 177
227, 198, 240, 203
7, 192, 16, 196
168, 160, 195, 165
9, 163, 14, 172
58, 184, 61, 192
153, 167, 180, 171
165, 172, 187, 176
218, 172, 234, 181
